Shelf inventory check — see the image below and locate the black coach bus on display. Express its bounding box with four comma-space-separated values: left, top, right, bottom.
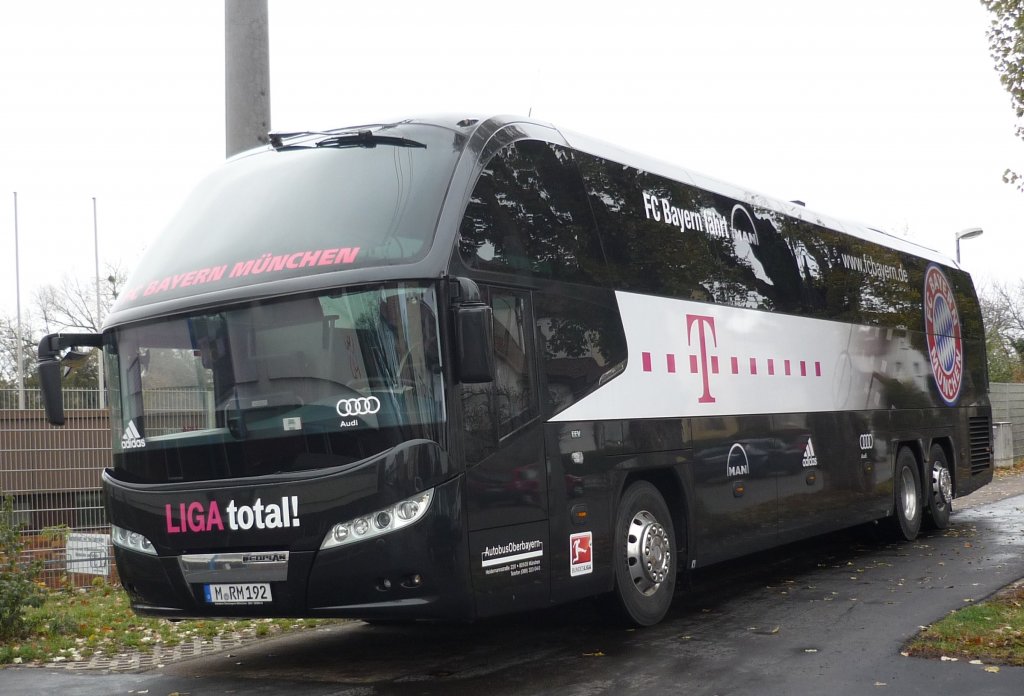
38, 115, 992, 626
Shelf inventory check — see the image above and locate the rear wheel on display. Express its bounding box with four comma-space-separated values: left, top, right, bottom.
888, 447, 923, 541
924, 444, 953, 530
612, 481, 677, 626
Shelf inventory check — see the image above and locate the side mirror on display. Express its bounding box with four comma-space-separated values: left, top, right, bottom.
37, 332, 104, 426
456, 304, 494, 384
38, 358, 65, 425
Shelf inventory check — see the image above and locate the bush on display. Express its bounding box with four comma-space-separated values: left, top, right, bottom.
0, 496, 45, 639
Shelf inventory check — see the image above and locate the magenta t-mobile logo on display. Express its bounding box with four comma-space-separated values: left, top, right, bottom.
687, 314, 718, 403
639, 311, 824, 406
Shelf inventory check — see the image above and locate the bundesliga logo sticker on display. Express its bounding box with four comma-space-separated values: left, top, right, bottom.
923, 265, 963, 406
569, 532, 593, 577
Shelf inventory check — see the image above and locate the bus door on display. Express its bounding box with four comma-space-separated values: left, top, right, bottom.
461, 287, 550, 616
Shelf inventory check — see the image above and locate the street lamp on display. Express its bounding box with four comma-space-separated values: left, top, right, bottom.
955, 227, 983, 264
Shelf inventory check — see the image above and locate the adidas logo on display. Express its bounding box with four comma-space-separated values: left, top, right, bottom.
121, 420, 146, 449
801, 438, 818, 468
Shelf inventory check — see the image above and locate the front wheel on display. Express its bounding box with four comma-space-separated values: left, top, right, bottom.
887, 447, 923, 541
924, 444, 953, 530
612, 481, 677, 626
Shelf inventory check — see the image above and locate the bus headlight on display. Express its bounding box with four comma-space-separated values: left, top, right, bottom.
111, 524, 157, 556
321, 489, 434, 550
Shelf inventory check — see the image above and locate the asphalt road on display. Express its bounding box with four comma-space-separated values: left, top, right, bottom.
4, 477, 1024, 696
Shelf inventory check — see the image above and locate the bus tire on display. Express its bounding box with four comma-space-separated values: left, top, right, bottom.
888, 447, 923, 541
924, 444, 953, 530
612, 481, 676, 626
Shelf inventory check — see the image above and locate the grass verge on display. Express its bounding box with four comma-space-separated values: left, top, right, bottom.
904, 459, 1024, 666
905, 580, 1024, 666
0, 580, 333, 667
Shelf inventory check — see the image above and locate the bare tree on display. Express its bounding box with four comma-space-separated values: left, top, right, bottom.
0, 314, 38, 389
979, 280, 1024, 382
0, 265, 127, 391
2, 265, 128, 390
35, 264, 126, 335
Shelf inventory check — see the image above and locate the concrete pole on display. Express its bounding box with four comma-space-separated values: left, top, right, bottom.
225, 0, 271, 158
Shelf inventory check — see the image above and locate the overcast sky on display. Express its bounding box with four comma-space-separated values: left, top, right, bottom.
1, 0, 1021, 327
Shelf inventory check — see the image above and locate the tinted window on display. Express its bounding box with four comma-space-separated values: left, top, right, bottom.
462, 290, 538, 463
785, 222, 921, 328
459, 140, 603, 283
575, 151, 719, 300
115, 125, 462, 311
948, 269, 983, 340
702, 204, 805, 312
535, 291, 627, 417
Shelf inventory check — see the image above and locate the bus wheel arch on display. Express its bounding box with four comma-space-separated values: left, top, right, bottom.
888, 445, 923, 541
612, 479, 679, 626
924, 439, 954, 530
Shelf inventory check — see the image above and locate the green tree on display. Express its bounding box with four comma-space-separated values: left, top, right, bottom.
0, 496, 44, 640
981, 0, 1024, 188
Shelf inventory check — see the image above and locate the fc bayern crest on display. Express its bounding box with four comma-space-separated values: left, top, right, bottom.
923, 265, 963, 406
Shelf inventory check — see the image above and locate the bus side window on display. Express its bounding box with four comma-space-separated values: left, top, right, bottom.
534, 291, 627, 418
458, 140, 601, 283
462, 290, 538, 464
574, 150, 718, 300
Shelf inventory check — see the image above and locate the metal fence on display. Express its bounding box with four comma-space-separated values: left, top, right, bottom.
0, 387, 106, 411
0, 388, 111, 585
0, 386, 217, 584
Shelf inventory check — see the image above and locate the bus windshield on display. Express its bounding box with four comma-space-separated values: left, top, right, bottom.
105, 283, 444, 483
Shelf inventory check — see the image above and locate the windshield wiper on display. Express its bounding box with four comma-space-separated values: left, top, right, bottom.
269, 130, 426, 151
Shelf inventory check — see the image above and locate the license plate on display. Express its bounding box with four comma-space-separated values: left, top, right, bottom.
203, 582, 272, 604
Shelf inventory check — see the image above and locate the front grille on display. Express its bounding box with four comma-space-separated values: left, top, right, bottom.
968, 415, 992, 476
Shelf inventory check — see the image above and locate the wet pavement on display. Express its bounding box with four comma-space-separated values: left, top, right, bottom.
3, 472, 1024, 695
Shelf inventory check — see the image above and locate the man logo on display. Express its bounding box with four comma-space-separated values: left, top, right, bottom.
335, 396, 382, 417
726, 443, 750, 477
923, 265, 964, 406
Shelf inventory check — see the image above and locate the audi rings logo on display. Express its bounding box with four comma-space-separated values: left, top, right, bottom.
336, 396, 381, 417
859, 434, 874, 450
